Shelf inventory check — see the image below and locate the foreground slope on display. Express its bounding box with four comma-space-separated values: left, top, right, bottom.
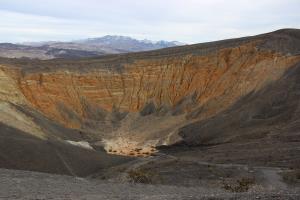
1, 168, 299, 200
0, 29, 300, 177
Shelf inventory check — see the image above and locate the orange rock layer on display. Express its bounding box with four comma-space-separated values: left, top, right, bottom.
3, 41, 300, 129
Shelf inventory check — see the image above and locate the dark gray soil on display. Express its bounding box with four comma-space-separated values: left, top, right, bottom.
0, 121, 133, 176
0, 168, 299, 200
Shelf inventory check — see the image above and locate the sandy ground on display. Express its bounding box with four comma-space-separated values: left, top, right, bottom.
0, 168, 299, 200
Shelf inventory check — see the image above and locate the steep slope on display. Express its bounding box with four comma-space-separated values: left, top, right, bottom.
0, 63, 133, 175
0, 29, 300, 162
159, 61, 300, 169
178, 62, 300, 146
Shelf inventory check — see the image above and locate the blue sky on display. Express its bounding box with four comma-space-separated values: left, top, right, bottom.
0, 0, 299, 43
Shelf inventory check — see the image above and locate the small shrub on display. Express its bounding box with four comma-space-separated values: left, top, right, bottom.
281, 169, 300, 184
223, 177, 255, 192
128, 169, 155, 184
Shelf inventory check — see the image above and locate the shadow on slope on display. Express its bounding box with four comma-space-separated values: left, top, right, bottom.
160, 62, 300, 168
178, 62, 300, 145
0, 121, 133, 176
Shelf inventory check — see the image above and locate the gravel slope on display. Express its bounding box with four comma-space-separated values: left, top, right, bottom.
0, 168, 299, 200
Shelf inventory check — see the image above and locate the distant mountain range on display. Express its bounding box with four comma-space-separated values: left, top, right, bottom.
0, 36, 184, 59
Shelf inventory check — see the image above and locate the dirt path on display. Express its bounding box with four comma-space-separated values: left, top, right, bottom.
260, 168, 288, 190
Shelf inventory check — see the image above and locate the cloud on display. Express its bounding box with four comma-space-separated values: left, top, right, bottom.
0, 0, 299, 43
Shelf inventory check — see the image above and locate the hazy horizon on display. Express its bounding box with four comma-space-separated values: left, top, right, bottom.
0, 0, 299, 44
